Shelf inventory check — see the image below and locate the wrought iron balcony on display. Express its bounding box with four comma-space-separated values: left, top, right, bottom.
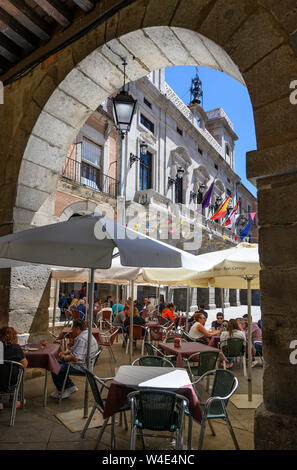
61, 157, 120, 198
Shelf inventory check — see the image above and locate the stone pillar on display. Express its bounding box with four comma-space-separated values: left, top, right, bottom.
248, 149, 297, 449
190, 287, 198, 312
224, 289, 230, 308
240, 289, 247, 305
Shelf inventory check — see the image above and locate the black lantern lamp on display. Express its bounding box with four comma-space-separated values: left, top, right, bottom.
112, 60, 137, 139
129, 141, 148, 168
168, 167, 185, 187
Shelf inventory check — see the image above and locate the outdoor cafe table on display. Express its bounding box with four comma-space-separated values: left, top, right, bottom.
103, 365, 202, 423
24, 343, 61, 407
158, 341, 226, 368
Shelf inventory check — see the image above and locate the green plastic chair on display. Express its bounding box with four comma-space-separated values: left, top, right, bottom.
132, 355, 174, 367
222, 338, 246, 376
80, 366, 129, 450
187, 369, 239, 450
184, 351, 219, 381
128, 389, 188, 450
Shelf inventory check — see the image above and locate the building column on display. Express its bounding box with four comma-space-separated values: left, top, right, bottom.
224, 289, 230, 308
248, 146, 297, 449
229, 289, 240, 306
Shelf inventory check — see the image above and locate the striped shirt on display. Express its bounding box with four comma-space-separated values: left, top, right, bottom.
70, 330, 98, 370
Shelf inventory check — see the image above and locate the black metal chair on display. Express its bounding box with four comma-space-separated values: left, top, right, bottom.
144, 342, 176, 365
128, 389, 188, 450
184, 351, 219, 395
0, 360, 25, 426
59, 347, 102, 404
132, 355, 174, 367
80, 367, 129, 449
186, 369, 239, 450
222, 338, 246, 375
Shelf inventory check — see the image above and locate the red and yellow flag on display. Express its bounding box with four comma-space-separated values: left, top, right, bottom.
210, 195, 231, 221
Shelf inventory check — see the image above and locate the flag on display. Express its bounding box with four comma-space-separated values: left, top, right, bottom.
239, 219, 253, 239
250, 212, 256, 221
197, 181, 215, 213
223, 200, 239, 227
210, 195, 231, 221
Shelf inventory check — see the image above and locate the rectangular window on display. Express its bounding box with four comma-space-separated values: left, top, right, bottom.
144, 97, 152, 109
140, 114, 154, 134
177, 127, 183, 136
81, 138, 102, 190
139, 151, 152, 191
214, 163, 218, 170
175, 177, 183, 204
198, 147, 203, 155
227, 177, 231, 183
227, 189, 231, 196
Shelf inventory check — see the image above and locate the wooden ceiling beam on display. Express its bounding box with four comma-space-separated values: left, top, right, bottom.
72, 0, 95, 13
1, 0, 51, 41
36, 0, 71, 27
0, 32, 21, 62
0, 7, 38, 50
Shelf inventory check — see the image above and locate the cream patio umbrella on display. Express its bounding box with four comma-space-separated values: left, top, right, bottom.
190, 243, 260, 403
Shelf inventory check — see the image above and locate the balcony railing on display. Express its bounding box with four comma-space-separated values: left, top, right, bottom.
61, 157, 120, 198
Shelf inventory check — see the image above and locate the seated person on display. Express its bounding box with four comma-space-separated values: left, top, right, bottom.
114, 306, 129, 343
112, 300, 124, 318
58, 293, 69, 321
50, 319, 98, 400
69, 297, 79, 309
211, 312, 224, 330
188, 313, 220, 344
76, 298, 86, 319
197, 304, 208, 319
220, 318, 246, 369
0, 327, 28, 410
124, 308, 146, 339
161, 303, 176, 323
257, 319, 262, 329
242, 314, 262, 365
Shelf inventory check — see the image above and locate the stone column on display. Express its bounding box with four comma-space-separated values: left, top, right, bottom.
224, 289, 230, 308
190, 287, 198, 311
248, 148, 297, 449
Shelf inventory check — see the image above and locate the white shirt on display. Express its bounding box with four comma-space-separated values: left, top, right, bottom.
220, 330, 246, 349
70, 329, 98, 370
188, 322, 205, 340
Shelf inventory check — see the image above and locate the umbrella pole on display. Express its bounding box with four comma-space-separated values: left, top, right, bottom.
83, 268, 95, 418
247, 278, 252, 401
116, 284, 119, 316
220, 288, 225, 316
129, 280, 134, 364
52, 279, 59, 334
186, 287, 190, 331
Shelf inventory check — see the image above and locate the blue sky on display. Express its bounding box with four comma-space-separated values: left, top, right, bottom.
165, 66, 257, 197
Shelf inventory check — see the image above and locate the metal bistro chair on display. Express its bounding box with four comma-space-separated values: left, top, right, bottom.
125, 325, 147, 356
97, 328, 119, 362
80, 367, 129, 450
184, 351, 220, 396
0, 360, 25, 426
128, 389, 188, 450
187, 369, 239, 450
222, 338, 247, 376
64, 308, 73, 326
144, 342, 176, 364
99, 308, 113, 330
59, 347, 103, 404
132, 355, 174, 367
182, 331, 195, 342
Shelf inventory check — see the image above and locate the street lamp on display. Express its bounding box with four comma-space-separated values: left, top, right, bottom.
168, 167, 185, 187
129, 141, 148, 168
112, 60, 137, 139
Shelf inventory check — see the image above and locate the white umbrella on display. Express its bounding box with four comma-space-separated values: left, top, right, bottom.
191, 243, 260, 402
0, 214, 199, 415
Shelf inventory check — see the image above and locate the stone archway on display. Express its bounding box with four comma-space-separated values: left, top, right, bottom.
1, 0, 297, 450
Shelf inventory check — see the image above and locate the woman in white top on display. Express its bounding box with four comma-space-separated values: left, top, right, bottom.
188, 313, 220, 344
220, 318, 246, 369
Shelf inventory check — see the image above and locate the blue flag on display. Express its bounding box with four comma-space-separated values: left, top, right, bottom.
239, 219, 252, 239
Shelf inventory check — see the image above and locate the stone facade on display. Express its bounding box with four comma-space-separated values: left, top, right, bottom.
0, 0, 296, 449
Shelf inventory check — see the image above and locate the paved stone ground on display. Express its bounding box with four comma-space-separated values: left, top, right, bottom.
0, 327, 263, 451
